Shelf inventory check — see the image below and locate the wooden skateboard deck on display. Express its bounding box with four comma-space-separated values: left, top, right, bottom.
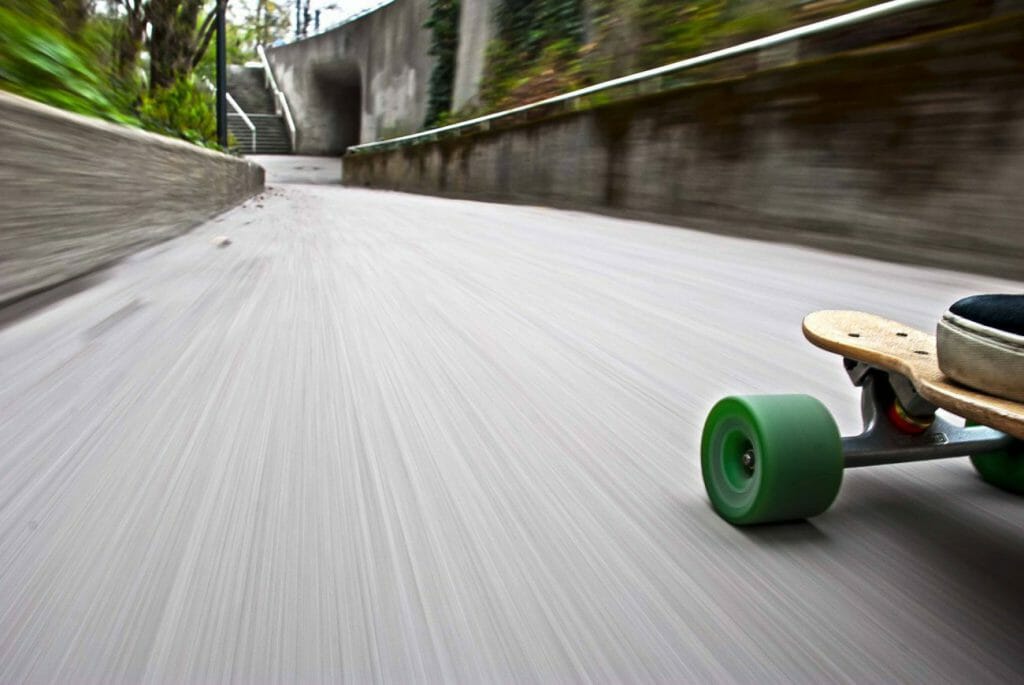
803, 310, 1024, 441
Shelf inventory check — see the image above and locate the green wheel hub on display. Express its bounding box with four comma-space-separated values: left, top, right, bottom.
969, 422, 1024, 494
701, 395, 843, 525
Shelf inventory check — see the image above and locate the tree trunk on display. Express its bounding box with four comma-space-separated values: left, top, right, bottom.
114, 0, 147, 82
148, 0, 206, 92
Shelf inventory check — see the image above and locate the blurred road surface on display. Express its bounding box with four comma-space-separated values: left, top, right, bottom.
1, 156, 1022, 682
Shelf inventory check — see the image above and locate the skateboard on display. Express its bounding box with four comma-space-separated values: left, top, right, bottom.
701, 310, 1024, 525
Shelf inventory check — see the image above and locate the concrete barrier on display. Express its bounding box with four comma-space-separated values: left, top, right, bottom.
345, 14, 1024, 280
0, 92, 264, 307
266, 0, 433, 154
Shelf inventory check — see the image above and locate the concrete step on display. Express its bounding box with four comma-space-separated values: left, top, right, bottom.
227, 65, 276, 115
228, 111, 292, 154
226, 65, 292, 154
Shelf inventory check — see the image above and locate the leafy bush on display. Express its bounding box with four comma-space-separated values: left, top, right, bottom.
0, 0, 134, 123
630, 0, 729, 70
0, 0, 226, 149
495, 0, 584, 62
471, 0, 882, 118
477, 0, 586, 113
138, 76, 218, 146
481, 36, 587, 111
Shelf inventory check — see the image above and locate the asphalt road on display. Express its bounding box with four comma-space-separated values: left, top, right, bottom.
2, 155, 1022, 683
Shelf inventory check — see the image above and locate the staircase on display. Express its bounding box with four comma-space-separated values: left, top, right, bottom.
227, 65, 292, 155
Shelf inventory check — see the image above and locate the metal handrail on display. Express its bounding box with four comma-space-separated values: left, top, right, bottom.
226, 92, 256, 151
257, 44, 297, 151
349, 0, 942, 155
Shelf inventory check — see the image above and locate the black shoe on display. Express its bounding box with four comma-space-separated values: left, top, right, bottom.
937, 294, 1024, 402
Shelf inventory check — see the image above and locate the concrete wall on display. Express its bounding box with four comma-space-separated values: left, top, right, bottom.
0, 92, 264, 307
452, 0, 499, 112
265, 0, 1009, 155
344, 15, 1024, 280
266, 0, 433, 154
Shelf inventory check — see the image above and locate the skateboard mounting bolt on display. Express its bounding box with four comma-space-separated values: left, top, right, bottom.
741, 449, 756, 475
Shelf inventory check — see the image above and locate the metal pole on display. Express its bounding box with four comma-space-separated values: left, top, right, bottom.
216, 0, 227, 148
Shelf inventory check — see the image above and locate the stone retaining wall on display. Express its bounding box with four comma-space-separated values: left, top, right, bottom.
345, 15, 1024, 280
0, 92, 264, 306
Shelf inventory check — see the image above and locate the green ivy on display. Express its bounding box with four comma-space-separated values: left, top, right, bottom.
470, 0, 877, 115
478, 0, 585, 110
495, 0, 584, 62
631, 1, 729, 70
424, 0, 460, 127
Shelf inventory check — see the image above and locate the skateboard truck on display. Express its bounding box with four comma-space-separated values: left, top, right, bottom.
840, 360, 1014, 468
701, 310, 1024, 526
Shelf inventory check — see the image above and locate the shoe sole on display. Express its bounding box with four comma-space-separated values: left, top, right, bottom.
937, 311, 1024, 403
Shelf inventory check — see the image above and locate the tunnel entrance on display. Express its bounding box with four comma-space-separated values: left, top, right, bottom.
311, 60, 362, 154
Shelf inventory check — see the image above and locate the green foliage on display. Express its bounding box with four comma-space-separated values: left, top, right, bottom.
477, 0, 586, 112
138, 75, 218, 146
50, 0, 92, 36
495, 0, 584, 62
0, 0, 135, 123
424, 0, 460, 127
589, 0, 874, 76
0, 0, 241, 149
477, 39, 516, 111
472, 0, 878, 116
480, 35, 587, 111
196, 21, 250, 82
235, 0, 292, 59
716, 4, 791, 40
631, 0, 728, 70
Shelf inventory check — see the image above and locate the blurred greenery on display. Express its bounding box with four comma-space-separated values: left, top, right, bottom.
457, 0, 879, 123
0, 0, 267, 149
138, 75, 218, 145
235, 0, 291, 60
424, 0, 460, 127
196, 20, 250, 81
0, 0, 137, 124
477, 0, 586, 112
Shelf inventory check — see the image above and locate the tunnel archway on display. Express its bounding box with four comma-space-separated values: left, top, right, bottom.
311, 60, 363, 154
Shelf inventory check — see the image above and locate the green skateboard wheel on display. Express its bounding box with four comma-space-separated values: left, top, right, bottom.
701, 395, 843, 525
969, 421, 1024, 495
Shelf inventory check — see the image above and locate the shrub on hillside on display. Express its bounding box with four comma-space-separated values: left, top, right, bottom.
138, 76, 218, 147
0, 0, 134, 123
